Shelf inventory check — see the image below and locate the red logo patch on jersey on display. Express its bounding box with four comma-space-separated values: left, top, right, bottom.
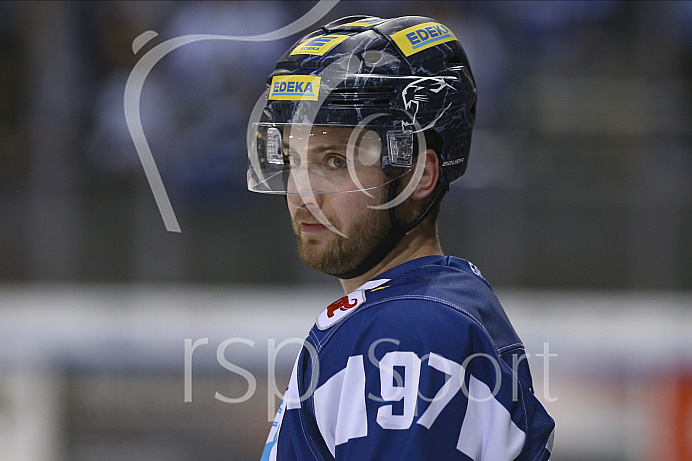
316, 290, 366, 330
327, 295, 359, 318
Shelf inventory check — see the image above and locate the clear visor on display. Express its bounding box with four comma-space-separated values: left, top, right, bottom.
247, 123, 415, 195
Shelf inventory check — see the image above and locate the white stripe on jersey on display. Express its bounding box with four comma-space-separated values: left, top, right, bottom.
456, 375, 525, 460
284, 354, 302, 410
314, 355, 368, 456
262, 355, 301, 461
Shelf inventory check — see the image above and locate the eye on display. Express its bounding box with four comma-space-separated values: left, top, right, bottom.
324, 155, 346, 170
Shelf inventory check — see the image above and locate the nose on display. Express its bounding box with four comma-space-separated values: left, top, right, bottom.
286, 190, 322, 211
286, 167, 322, 208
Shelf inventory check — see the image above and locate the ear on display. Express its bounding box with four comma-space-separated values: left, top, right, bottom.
409, 148, 440, 201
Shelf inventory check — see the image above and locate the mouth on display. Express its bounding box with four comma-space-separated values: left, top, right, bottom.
300, 222, 329, 234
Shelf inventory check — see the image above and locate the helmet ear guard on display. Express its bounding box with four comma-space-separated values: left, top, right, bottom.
265, 127, 284, 165
386, 130, 414, 169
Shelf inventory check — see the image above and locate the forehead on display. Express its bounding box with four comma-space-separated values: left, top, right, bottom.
283, 126, 357, 146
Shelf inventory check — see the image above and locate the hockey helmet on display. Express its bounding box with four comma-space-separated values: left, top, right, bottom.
247, 15, 476, 196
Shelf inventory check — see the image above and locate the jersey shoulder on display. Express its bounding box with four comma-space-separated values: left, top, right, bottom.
312, 256, 523, 356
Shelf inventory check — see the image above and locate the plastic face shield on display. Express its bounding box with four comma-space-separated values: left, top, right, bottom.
247, 123, 414, 195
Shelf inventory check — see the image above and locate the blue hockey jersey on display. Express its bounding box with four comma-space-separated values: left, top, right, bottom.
261, 256, 555, 461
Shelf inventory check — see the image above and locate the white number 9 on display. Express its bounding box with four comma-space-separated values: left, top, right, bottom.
376, 351, 422, 430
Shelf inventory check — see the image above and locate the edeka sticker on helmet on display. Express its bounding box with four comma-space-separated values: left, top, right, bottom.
390, 21, 457, 57
289, 34, 350, 56
340, 17, 387, 28
268, 75, 321, 101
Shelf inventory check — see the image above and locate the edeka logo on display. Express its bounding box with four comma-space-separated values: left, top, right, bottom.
290, 34, 349, 56
390, 22, 457, 57
268, 75, 321, 101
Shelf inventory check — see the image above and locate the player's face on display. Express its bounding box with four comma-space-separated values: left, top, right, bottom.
285, 126, 391, 276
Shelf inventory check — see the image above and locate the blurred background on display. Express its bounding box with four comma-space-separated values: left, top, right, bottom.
0, 1, 691, 460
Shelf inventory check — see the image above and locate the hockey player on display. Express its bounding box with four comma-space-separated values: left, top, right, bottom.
247, 15, 555, 461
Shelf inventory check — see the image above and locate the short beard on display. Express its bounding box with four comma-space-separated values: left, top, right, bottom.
294, 205, 391, 277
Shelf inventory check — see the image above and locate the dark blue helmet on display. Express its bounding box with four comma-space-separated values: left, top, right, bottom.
248, 15, 476, 193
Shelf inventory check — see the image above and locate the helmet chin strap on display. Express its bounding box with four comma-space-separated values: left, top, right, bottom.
329, 177, 449, 281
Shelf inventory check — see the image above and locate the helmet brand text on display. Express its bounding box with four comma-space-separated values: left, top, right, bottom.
290, 34, 350, 56
390, 22, 458, 57
268, 75, 321, 101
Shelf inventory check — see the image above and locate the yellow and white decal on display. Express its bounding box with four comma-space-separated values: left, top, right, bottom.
290, 34, 350, 56
390, 21, 457, 57
340, 17, 387, 28
268, 75, 321, 101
